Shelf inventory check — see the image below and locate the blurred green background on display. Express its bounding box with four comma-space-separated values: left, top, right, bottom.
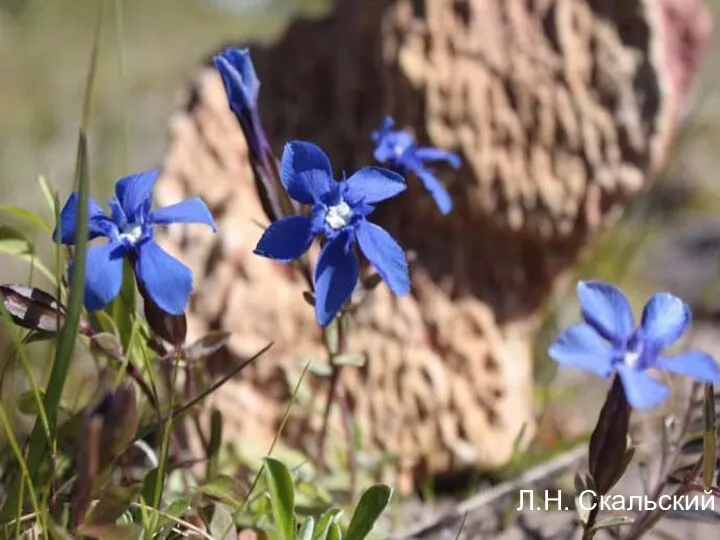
0, 0, 327, 242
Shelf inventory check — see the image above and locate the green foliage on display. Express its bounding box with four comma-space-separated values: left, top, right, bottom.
260, 458, 392, 540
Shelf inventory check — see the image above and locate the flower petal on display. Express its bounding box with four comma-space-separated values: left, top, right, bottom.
135, 240, 192, 315
414, 147, 462, 169
355, 220, 409, 295
370, 116, 395, 143
344, 167, 406, 205
640, 292, 691, 349
407, 161, 453, 215
53, 193, 111, 244
655, 351, 720, 383
279, 141, 334, 205
617, 364, 669, 410
82, 242, 125, 311
115, 170, 160, 222
547, 323, 614, 377
314, 231, 359, 326
577, 280, 635, 344
212, 48, 260, 116
254, 215, 319, 262
149, 198, 216, 231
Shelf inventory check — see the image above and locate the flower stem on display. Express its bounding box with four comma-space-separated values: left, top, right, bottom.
151, 348, 182, 509
317, 314, 348, 465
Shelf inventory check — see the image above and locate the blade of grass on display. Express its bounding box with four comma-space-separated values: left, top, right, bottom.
149, 350, 182, 509
111, 259, 136, 352
111, 0, 136, 349
0, 401, 44, 538
134, 342, 273, 443
221, 361, 311, 540
37, 175, 57, 225
0, 305, 53, 455
235, 362, 310, 516
0, 3, 104, 522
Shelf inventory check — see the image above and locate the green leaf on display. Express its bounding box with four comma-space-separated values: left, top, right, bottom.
46, 517, 76, 540
307, 361, 333, 378
0, 205, 51, 234
76, 524, 142, 540
0, 225, 55, 283
16, 389, 46, 416
263, 456, 296, 540
185, 331, 232, 362
209, 503, 236, 540
84, 484, 143, 525
312, 509, 343, 540
322, 319, 339, 355
111, 258, 136, 351
326, 523, 342, 540
90, 332, 124, 361
0, 224, 36, 255
332, 353, 366, 368
575, 488, 595, 525
37, 174, 58, 221
345, 484, 393, 540
298, 517, 315, 540
200, 475, 246, 509
162, 497, 191, 520
206, 408, 223, 479
98, 383, 140, 465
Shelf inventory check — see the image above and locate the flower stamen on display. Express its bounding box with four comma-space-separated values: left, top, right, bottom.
325, 201, 352, 230
119, 224, 143, 245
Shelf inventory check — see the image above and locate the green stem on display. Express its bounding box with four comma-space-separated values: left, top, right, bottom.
151, 349, 182, 509
0, 401, 44, 538
317, 314, 347, 464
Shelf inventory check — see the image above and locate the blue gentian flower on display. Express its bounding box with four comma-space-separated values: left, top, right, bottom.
213, 46, 289, 223
549, 280, 720, 409
371, 116, 461, 215
253, 141, 410, 326
212, 47, 268, 164
54, 170, 216, 315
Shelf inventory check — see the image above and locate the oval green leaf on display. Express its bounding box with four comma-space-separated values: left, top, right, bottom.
263, 456, 296, 540
345, 484, 393, 540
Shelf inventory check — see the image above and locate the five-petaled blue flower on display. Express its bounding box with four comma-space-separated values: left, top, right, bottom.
253, 141, 411, 326
549, 280, 720, 410
371, 116, 461, 215
54, 170, 216, 315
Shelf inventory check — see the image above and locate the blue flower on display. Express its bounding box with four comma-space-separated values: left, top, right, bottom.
549, 280, 720, 409
54, 170, 216, 315
371, 116, 461, 215
253, 141, 410, 326
212, 47, 268, 163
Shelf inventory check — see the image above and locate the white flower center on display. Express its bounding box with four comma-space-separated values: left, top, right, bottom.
119, 224, 143, 244
325, 201, 352, 230
624, 350, 641, 368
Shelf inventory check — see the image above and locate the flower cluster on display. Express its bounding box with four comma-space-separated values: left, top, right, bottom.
54, 49, 466, 328
549, 280, 720, 409
54, 170, 215, 315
